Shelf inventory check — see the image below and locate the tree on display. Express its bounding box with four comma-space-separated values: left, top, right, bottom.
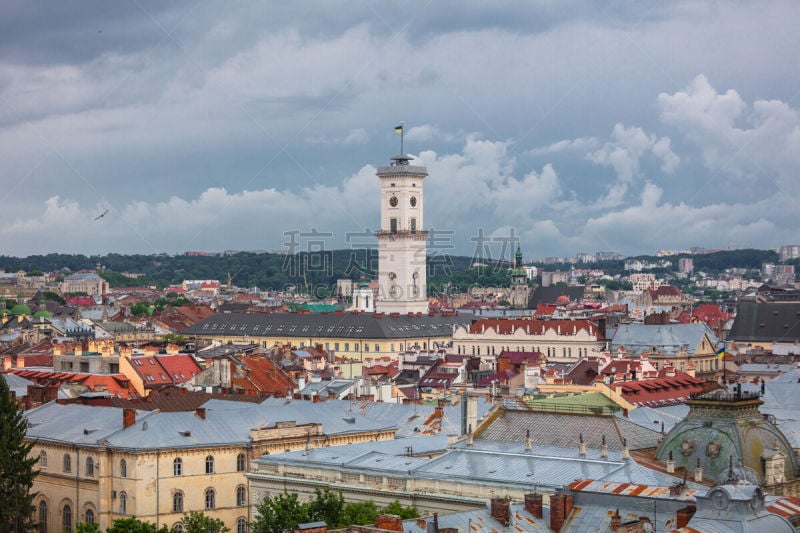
307, 488, 344, 527
251, 492, 309, 533
382, 501, 419, 519
0, 375, 38, 533
105, 517, 170, 533
181, 511, 229, 533
75, 523, 100, 533
341, 501, 379, 526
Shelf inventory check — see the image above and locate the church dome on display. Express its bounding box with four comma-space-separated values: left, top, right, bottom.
33, 309, 53, 319
9, 304, 31, 315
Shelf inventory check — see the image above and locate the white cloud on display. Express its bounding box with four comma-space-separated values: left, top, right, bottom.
658, 74, 800, 195
587, 123, 679, 183
529, 137, 598, 156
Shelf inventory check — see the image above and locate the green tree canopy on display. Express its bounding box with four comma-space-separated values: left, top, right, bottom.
0, 375, 38, 533
105, 517, 170, 533
251, 492, 308, 533
181, 511, 229, 533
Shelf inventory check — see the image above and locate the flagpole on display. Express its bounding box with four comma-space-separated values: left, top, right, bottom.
400, 120, 404, 155
722, 341, 727, 386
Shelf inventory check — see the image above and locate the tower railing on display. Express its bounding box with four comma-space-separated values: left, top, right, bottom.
377, 165, 428, 175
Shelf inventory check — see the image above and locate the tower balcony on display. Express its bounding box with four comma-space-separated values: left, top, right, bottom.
375, 230, 429, 241
376, 165, 428, 176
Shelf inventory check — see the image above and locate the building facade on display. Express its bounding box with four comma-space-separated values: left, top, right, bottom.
375, 154, 428, 314
452, 318, 607, 366
26, 401, 399, 533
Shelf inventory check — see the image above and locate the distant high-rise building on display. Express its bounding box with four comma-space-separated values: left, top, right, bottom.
376, 151, 428, 313
679, 258, 694, 274
779, 245, 800, 261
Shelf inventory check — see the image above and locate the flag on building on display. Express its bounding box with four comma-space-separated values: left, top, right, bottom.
716, 347, 726, 359
394, 124, 403, 134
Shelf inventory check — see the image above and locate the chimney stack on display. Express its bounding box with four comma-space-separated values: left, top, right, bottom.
196, 407, 206, 420
666, 450, 675, 474
694, 458, 703, 482
123, 408, 136, 428
549, 492, 573, 532
600, 435, 608, 459
467, 424, 473, 446
525, 429, 532, 451
490, 498, 510, 526
524, 493, 543, 519
579, 433, 586, 457
621, 438, 629, 460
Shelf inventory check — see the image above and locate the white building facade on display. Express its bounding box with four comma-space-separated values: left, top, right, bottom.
376, 154, 428, 314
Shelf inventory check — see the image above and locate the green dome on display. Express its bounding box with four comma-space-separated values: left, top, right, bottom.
33, 309, 53, 319
9, 304, 31, 316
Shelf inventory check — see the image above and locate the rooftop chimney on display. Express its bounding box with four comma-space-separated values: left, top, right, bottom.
600, 435, 608, 459
524, 493, 543, 519
549, 492, 572, 532
123, 408, 136, 428
490, 498, 510, 526
694, 458, 703, 482
579, 433, 586, 457
621, 438, 629, 460
525, 429, 532, 451
195, 407, 206, 420
666, 450, 675, 474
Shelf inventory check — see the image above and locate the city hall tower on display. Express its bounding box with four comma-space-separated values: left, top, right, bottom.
376, 147, 428, 314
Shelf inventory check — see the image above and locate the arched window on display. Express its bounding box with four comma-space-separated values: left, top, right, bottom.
204, 488, 215, 510
173, 491, 184, 513
236, 485, 246, 506
40, 451, 47, 468
63, 454, 71, 473
120, 459, 127, 478
85, 457, 94, 477
38, 501, 47, 533
85, 509, 95, 525
173, 458, 183, 476
173, 524, 184, 532
236, 517, 247, 533
119, 492, 127, 514
205, 455, 214, 474
62, 504, 72, 533
236, 453, 246, 472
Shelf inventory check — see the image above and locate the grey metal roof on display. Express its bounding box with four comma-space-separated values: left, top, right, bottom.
729, 301, 800, 343
403, 502, 551, 532
2, 372, 36, 397
255, 436, 692, 492
183, 312, 470, 340
611, 323, 717, 355
25, 404, 147, 446
238, 397, 493, 438
480, 410, 655, 450
25, 397, 486, 451
615, 404, 689, 435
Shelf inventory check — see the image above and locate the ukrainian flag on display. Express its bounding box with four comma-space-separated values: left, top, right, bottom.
394, 124, 403, 134
716, 347, 726, 359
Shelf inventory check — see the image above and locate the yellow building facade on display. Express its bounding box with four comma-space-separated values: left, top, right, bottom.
26, 402, 397, 532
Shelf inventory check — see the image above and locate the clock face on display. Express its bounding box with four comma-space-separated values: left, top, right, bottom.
389, 196, 398, 207
410, 196, 417, 207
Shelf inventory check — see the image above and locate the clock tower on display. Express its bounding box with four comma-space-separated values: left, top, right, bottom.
376, 153, 428, 313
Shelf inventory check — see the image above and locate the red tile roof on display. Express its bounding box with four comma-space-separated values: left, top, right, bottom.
7, 368, 136, 397
468, 318, 602, 337
156, 355, 202, 384
611, 372, 705, 406
231, 355, 295, 397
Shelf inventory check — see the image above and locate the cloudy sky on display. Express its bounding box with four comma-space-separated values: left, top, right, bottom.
1, 1, 799, 260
